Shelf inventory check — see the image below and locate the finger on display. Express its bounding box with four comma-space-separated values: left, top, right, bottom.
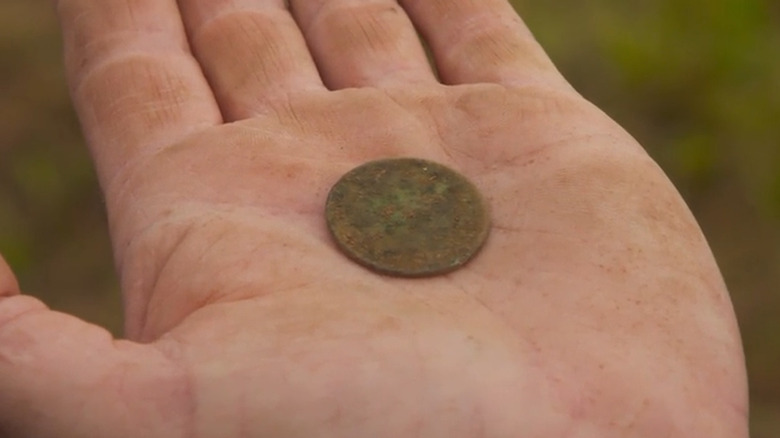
0, 295, 186, 437
291, 0, 437, 89
399, 0, 563, 86
178, 0, 325, 120
57, 0, 222, 191
0, 255, 20, 298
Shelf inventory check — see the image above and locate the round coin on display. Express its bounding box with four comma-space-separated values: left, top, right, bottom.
325, 158, 490, 277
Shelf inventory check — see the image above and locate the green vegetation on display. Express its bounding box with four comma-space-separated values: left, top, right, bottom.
1, 0, 778, 435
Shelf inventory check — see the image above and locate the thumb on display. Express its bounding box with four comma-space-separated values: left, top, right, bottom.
0, 254, 20, 298
0, 258, 189, 438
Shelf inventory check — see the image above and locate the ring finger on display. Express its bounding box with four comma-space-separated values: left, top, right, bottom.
400, 0, 563, 86
290, 0, 438, 89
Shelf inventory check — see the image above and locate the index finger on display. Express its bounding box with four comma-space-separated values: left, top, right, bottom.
57, 0, 222, 191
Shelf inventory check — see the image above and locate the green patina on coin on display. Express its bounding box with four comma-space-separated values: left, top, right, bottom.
325, 158, 490, 277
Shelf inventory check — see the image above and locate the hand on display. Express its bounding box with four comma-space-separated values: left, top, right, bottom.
0, 0, 748, 436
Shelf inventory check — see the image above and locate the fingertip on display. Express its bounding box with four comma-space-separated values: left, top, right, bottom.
0, 296, 48, 336
0, 254, 20, 298
0, 293, 187, 437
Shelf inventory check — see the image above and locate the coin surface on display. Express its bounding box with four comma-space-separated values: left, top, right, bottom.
325, 158, 490, 277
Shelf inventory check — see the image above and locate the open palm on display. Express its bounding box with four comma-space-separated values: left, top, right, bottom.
0, 0, 747, 437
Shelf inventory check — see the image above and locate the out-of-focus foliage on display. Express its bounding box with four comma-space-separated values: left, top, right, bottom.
0, 0, 778, 435
519, 0, 780, 215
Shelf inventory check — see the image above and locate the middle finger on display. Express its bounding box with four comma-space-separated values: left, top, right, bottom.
178, 0, 325, 120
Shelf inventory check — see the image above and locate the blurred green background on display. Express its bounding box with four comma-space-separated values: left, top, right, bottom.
0, 0, 777, 435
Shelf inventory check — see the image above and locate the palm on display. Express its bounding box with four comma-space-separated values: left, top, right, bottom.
75, 85, 733, 436
0, 1, 747, 437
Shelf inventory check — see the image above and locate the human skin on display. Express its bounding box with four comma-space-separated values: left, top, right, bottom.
0, 0, 748, 436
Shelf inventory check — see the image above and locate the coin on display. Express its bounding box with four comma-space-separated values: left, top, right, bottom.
325, 158, 490, 277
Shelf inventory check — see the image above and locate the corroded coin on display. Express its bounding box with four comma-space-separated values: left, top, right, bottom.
325, 158, 490, 277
